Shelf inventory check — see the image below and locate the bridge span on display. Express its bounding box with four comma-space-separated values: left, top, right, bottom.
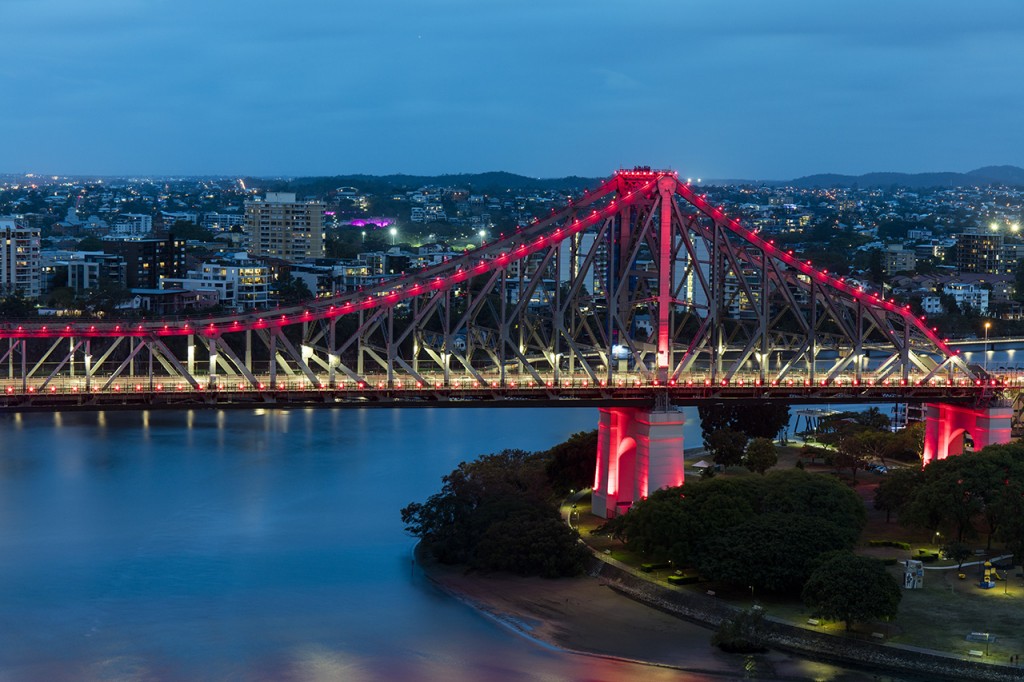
0, 168, 1013, 516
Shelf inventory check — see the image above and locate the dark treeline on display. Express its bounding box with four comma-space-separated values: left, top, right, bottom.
401, 431, 597, 578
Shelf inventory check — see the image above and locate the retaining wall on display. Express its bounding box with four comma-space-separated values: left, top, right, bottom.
588, 554, 1021, 682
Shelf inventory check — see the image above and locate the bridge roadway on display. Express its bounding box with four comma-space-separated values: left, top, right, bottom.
0, 370, 1001, 412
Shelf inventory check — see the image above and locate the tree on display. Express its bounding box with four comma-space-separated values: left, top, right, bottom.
854, 407, 891, 431
77, 236, 105, 251
698, 403, 791, 446
890, 423, 925, 463
167, 220, 214, 242
868, 248, 883, 283
83, 282, 134, 316
832, 435, 869, 480
44, 286, 77, 310
473, 503, 589, 578
873, 467, 922, 523
744, 438, 778, 475
941, 541, 973, 571
601, 471, 865, 594
707, 428, 748, 468
0, 295, 36, 319
901, 455, 983, 542
544, 430, 597, 495
276, 275, 314, 304
401, 447, 587, 577
401, 449, 550, 565
1015, 260, 1024, 304
802, 551, 901, 631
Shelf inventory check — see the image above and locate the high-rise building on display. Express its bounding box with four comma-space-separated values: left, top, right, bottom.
103, 237, 187, 289
955, 231, 1018, 274
0, 218, 41, 298
244, 192, 325, 262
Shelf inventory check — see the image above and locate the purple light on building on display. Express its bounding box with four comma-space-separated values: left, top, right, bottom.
348, 218, 393, 228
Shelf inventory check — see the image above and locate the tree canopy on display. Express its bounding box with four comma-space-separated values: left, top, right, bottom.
744, 438, 778, 475
900, 442, 1024, 549
802, 551, 901, 630
600, 470, 865, 594
706, 428, 748, 468
698, 402, 790, 447
401, 447, 589, 578
543, 430, 597, 496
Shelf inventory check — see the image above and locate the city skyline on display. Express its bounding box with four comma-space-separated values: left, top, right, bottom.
1, 0, 1022, 180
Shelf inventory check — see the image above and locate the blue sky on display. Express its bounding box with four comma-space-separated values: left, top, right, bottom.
1, 0, 1022, 179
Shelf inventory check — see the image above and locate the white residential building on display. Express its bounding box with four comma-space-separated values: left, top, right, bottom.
0, 218, 41, 298
162, 253, 270, 311
112, 213, 153, 237
943, 282, 989, 314
921, 295, 944, 315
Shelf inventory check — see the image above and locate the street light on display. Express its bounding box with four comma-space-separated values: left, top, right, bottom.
390, 227, 398, 245
361, 230, 366, 242
478, 229, 486, 245
984, 321, 991, 372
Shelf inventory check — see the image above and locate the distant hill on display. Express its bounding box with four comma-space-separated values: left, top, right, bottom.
966, 165, 1024, 185
251, 171, 605, 195
789, 165, 1024, 189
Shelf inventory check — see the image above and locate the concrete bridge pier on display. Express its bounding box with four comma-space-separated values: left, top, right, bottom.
922, 402, 1013, 464
592, 406, 686, 518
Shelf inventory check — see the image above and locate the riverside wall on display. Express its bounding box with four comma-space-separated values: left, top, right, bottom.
588, 555, 1021, 682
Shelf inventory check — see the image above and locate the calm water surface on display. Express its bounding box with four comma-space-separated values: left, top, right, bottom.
0, 406, 874, 681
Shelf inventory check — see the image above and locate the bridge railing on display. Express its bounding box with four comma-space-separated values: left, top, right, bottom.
0, 370, 1009, 397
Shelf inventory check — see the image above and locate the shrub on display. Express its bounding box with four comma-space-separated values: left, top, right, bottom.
667, 574, 699, 585
712, 609, 768, 653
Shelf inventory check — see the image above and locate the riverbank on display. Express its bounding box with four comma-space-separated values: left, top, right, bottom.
417, 543, 1024, 682
416, 545, 875, 681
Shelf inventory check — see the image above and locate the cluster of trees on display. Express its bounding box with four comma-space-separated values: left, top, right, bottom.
598, 470, 865, 594
809, 408, 923, 478
700, 403, 789, 475
875, 442, 1024, 554
400, 432, 597, 578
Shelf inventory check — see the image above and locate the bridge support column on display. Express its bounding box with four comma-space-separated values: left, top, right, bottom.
592, 406, 685, 518
922, 403, 1012, 464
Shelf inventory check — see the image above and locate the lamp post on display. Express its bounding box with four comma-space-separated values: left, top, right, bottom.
478, 229, 486, 246
984, 321, 991, 372
390, 227, 398, 246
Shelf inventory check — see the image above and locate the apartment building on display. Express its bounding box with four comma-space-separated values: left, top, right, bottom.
245, 192, 325, 262
0, 218, 41, 298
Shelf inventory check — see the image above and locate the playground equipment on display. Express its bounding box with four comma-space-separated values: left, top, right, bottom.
979, 561, 1001, 589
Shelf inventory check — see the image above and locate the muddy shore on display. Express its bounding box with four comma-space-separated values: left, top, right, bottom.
416, 547, 872, 681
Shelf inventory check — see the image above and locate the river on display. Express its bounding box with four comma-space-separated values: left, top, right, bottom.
0, 406, 886, 681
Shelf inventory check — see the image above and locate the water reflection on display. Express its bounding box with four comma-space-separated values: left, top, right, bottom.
0, 407, 877, 681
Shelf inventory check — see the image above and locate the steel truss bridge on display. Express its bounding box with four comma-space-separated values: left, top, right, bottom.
0, 168, 1001, 413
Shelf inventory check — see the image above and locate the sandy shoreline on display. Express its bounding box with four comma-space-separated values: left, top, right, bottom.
416, 548, 861, 681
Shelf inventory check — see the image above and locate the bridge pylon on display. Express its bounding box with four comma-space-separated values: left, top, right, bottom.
592, 405, 685, 518
922, 402, 1013, 464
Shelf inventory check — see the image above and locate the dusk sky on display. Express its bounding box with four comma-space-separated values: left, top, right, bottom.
2, 0, 1022, 180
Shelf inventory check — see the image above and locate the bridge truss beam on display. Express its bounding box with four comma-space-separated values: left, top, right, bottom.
0, 168, 994, 411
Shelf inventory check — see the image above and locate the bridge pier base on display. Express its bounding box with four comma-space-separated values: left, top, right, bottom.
922, 403, 1012, 464
591, 406, 685, 518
